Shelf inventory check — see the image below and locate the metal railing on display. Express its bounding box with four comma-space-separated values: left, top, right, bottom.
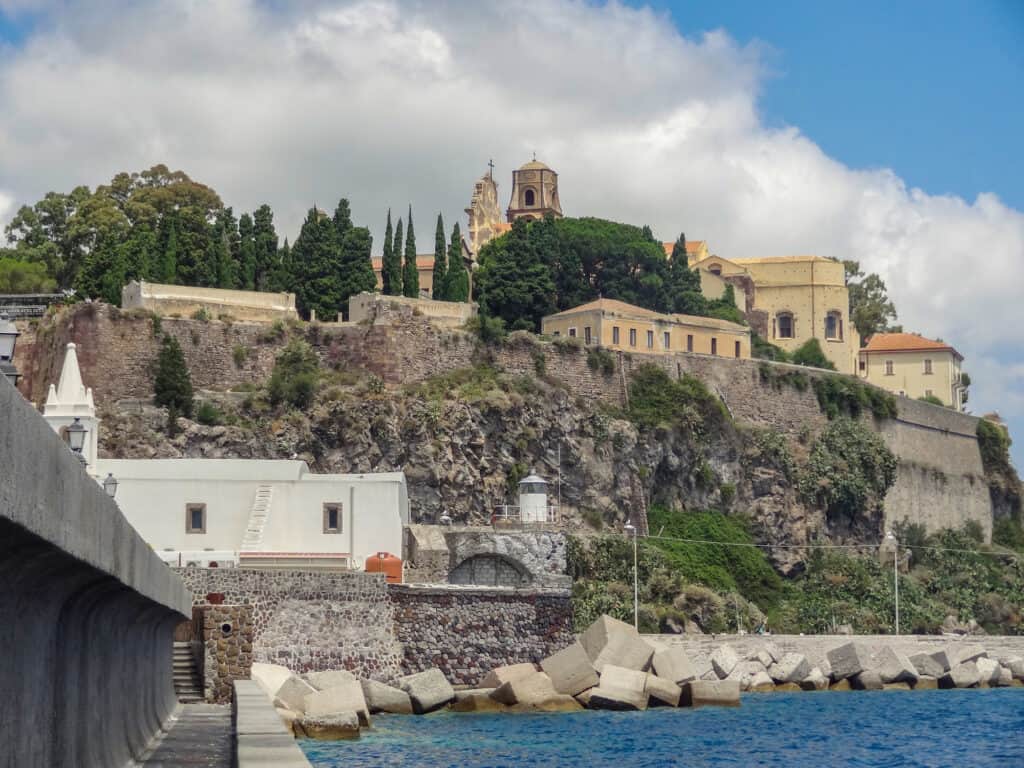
490, 504, 560, 525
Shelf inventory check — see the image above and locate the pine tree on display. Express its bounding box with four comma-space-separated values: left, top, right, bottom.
333, 198, 353, 242
337, 226, 378, 318
402, 205, 419, 298
390, 218, 404, 296
252, 204, 278, 292
237, 213, 256, 290
381, 209, 397, 295
431, 213, 447, 299
444, 222, 469, 302
290, 206, 344, 320
160, 216, 179, 284
153, 334, 194, 420
475, 218, 555, 331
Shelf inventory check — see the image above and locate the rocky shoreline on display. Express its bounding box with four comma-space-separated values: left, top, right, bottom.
250, 615, 1024, 740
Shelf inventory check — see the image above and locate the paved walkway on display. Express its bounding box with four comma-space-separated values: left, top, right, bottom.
142, 704, 233, 767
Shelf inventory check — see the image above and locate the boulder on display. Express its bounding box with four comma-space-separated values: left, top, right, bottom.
361, 679, 413, 715
909, 653, 945, 679
652, 646, 698, 685
479, 663, 537, 689
304, 680, 371, 726
996, 667, 1014, 687
645, 673, 682, 707
451, 693, 507, 713
939, 662, 981, 689
769, 653, 812, 684
541, 641, 599, 696
851, 671, 883, 690
580, 615, 654, 672
928, 647, 957, 673
681, 680, 741, 708
398, 669, 456, 714
599, 665, 648, 693
586, 686, 648, 711
710, 645, 741, 679
304, 670, 358, 691
775, 683, 802, 692
510, 694, 583, 713
274, 676, 317, 714
748, 670, 775, 693
298, 711, 360, 740
748, 650, 774, 669
954, 644, 988, 666
913, 676, 938, 690
800, 668, 829, 692
975, 657, 1001, 686
1007, 657, 1024, 680
490, 671, 558, 706
251, 662, 293, 700
883, 682, 912, 691
827, 643, 871, 680
875, 647, 918, 684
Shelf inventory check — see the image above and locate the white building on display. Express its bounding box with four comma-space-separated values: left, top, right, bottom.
43, 343, 409, 571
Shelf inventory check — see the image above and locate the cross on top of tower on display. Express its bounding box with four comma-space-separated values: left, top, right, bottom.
487, 158, 495, 177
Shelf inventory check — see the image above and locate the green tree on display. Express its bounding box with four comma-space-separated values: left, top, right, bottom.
390, 218, 404, 296
159, 215, 180, 284
431, 213, 447, 299
402, 206, 419, 298
337, 226, 377, 318
290, 207, 343, 320
333, 198, 353, 242
267, 339, 320, 409
122, 221, 157, 283
844, 260, 899, 343
381, 209, 399, 295
476, 218, 555, 331
0, 257, 56, 292
665, 232, 706, 314
209, 215, 234, 289
252, 205, 279, 292
269, 237, 290, 293
790, 338, 837, 370
153, 334, 194, 427
237, 213, 256, 290
444, 222, 469, 302
3, 186, 91, 288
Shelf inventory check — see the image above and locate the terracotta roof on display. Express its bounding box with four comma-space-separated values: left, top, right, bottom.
862, 332, 962, 358
729, 255, 833, 264
546, 297, 747, 332
661, 241, 706, 257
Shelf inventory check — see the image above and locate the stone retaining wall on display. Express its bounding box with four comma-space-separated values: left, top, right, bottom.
203, 605, 255, 704
390, 583, 574, 685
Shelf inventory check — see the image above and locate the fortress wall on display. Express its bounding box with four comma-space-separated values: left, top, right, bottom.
0, 376, 190, 768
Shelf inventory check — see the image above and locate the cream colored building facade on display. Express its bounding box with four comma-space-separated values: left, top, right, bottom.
541, 298, 750, 359
686, 254, 859, 374
858, 333, 965, 409
122, 280, 298, 322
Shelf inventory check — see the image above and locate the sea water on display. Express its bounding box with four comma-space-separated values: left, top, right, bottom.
301, 689, 1024, 767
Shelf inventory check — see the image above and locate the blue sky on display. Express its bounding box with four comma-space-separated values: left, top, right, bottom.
645, 0, 1024, 209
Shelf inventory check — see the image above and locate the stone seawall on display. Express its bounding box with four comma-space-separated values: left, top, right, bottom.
176, 568, 403, 681
390, 584, 574, 685
0, 376, 191, 768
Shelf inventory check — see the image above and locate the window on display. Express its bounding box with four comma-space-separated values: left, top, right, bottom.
859, 359, 866, 372
186, 503, 206, 534
709, 264, 722, 276
711, 338, 718, 355
584, 326, 592, 344
663, 331, 671, 349
686, 334, 694, 352
646, 330, 654, 349
612, 326, 620, 345
524, 188, 535, 206
568, 327, 577, 338
552, 331, 560, 337
735, 340, 741, 358
923, 359, 933, 375
825, 311, 842, 340
323, 503, 343, 534
629, 329, 637, 347
885, 360, 894, 376
777, 313, 794, 339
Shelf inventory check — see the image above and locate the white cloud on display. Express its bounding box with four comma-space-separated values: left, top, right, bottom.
0, 0, 1022, 463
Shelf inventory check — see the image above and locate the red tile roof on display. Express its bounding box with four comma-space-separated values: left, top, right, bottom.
661, 241, 706, 257
862, 332, 961, 358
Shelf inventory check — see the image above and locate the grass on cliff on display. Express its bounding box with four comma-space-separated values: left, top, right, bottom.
625, 364, 730, 437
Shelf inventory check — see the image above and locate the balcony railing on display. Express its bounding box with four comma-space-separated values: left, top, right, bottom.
490, 504, 560, 526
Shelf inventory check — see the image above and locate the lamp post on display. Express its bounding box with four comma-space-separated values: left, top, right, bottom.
885, 530, 899, 636
102, 472, 118, 499
624, 519, 638, 631
0, 313, 21, 387
65, 416, 88, 466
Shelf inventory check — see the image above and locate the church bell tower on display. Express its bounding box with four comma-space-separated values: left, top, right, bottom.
507, 157, 563, 223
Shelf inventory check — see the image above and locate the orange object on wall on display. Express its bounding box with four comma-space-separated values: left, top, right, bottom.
365, 552, 403, 584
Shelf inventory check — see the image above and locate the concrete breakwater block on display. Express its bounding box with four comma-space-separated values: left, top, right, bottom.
274, 676, 317, 713
851, 671, 884, 691
398, 669, 456, 714
304, 669, 358, 691
827, 642, 871, 680
681, 680, 741, 708
361, 679, 413, 715
711, 646, 741, 679
586, 686, 649, 711
541, 641, 599, 696
298, 711, 360, 740
304, 680, 371, 726
581, 615, 653, 673
769, 653, 811, 684
874, 647, 918, 685
479, 663, 537, 689
939, 662, 981, 689
251, 662, 293, 699
909, 653, 945, 679
645, 673, 682, 707
490, 671, 558, 706
975, 658, 1001, 686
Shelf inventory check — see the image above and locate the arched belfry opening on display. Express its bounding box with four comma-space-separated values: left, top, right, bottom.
507, 159, 563, 223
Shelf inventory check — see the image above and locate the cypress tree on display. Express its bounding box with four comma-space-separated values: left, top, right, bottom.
290, 207, 344, 320
402, 205, 419, 298
337, 226, 378, 318
153, 334, 194, 420
237, 213, 256, 290
252, 204, 278, 292
271, 238, 291, 293
667, 231, 705, 315
333, 198, 353, 242
444, 222, 469, 302
432, 213, 447, 299
381, 209, 397, 295
391, 218, 404, 296
123, 221, 156, 283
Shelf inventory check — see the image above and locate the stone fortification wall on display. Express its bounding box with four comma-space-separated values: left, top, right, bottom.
0, 377, 191, 768
390, 583, 574, 685
348, 291, 477, 328
122, 280, 298, 323
176, 568, 403, 681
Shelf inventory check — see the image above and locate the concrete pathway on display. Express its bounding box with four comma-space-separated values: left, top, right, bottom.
141, 704, 233, 767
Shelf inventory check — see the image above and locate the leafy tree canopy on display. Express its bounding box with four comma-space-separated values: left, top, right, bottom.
844, 260, 900, 343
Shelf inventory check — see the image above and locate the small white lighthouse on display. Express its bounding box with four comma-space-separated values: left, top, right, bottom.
517, 471, 549, 523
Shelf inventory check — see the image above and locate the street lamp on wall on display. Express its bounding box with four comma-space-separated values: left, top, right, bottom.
102, 472, 118, 499
624, 519, 638, 631
65, 416, 88, 465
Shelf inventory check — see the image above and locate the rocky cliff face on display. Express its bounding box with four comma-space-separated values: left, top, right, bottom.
100, 369, 826, 574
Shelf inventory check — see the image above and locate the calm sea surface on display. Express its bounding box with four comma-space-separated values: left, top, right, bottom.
300, 689, 1024, 768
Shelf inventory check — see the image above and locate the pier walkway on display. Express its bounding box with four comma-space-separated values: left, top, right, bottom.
141, 704, 233, 767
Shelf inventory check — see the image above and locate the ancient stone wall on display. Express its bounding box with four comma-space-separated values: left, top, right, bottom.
203, 605, 254, 704
390, 584, 574, 685
176, 568, 403, 681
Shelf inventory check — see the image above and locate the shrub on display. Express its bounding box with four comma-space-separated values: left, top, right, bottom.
150, 314, 162, 337
918, 394, 945, 406
812, 375, 897, 420
191, 307, 211, 322
751, 333, 790, 362
719, 482, 736, 506
267, 339, 320, 409
790, 338, 836, 370
195, 401, 223, 426
258, 319, 287, 344
627, 364, 728, 436
532, 348, 546, 377
232, 345, 248, 368
465, 313, 507, 344
993, 517, 1024, 552
977, 418, 1013, 475
586, 347, 616, 376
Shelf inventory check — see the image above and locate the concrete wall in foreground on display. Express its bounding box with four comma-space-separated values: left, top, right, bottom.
0, 376, 191, 768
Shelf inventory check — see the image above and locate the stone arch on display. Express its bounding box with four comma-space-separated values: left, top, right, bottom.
449, 553, 533, 587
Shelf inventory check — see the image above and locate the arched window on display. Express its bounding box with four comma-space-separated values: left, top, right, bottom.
825, 310, 843, 340
524, 188, 535, 206
776, 312, 794, 339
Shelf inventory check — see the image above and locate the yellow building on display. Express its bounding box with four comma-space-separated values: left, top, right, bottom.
685, 253, 859, 374
858, 333, 965, 409
541, 298, 750, 359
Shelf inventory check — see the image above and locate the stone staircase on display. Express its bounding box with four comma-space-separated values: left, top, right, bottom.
240, 484, 274, 552
172, 642, 203, 703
